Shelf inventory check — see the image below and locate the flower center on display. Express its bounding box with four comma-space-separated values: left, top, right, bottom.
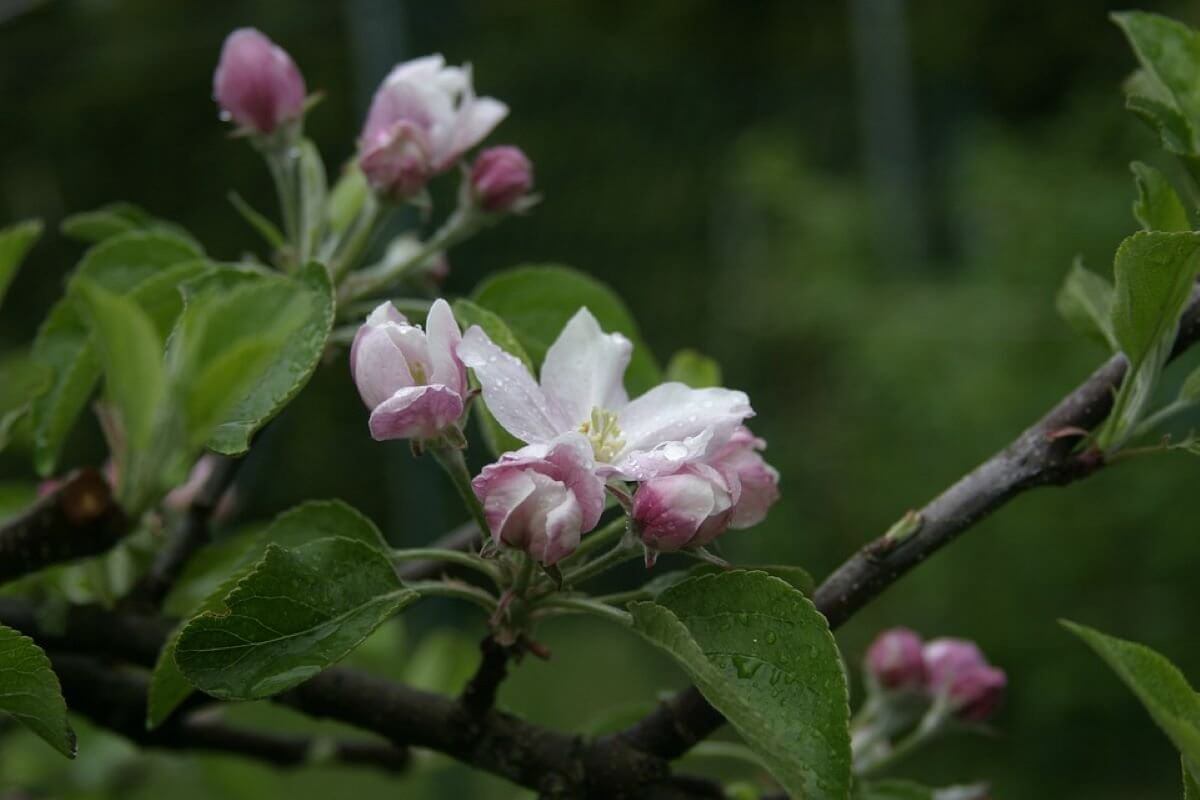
579, 407, 624, 462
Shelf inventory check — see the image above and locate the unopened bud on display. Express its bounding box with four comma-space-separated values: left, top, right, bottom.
470, 146, 534, 213
213, 28, 306, 135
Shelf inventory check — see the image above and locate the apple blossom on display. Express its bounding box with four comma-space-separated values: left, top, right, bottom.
471, 433, 606, 565
457, 308, 753, 482
923, 638, 1007, 722
470, 145, 534, 213
350, 299, 467, 441
358, 55, 508, 201
865, 627, 927, 691
213, 28, 306, 135
632, 463, 733, 555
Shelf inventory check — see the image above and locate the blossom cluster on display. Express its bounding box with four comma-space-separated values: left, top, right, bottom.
865, 627, 1007, 722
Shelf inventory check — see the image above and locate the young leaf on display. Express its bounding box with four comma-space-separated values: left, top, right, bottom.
1063, 621, 1200, 769
0, 624, 75, 758
174, 536, 418, 700
472, 264, 662, 395
72, 281, 166, 458
228, 192, 285, 249
1132, 162, 1190, 232
1113, 12, 1200, 153
1099, 231, 1200, 450
1124, 71, 1196, 158
60, 202, 200, 249
0, 218, 42, 309
1056, 259, 1118, 351
149, 499, 389, 726
665, 349, 722, 388
327, 163, 370, 235
630, 570, 851, 799
0, 355, 51, 453
297, 140, 328, 261
29, 230, 203, 475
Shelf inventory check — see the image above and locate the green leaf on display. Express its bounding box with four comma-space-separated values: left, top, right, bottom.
1055, 259, 1118, 351
29, 231, 203, 476
60, 202, 200, 249
630, 570, 851, 799
203, 263, 333, 455
0, 624, 75, 758
1125, 71, 1197, 158
0, 218, 42, 309
298, 140, 327, 261
228, 192, 285, 249
665, 349, 722, 388
1100, 231, 1200, 450
472, 264, 662, 395
175, 536, 417, 700
149, 500, 387, 726
327, 163, 370, 235
1063, 620, 1200, 769
854, 780, 934, 800
1185, 757, 1200, 800
403, 630, 480, 694
1178, 365, 1200, 404
73, 282, 166, 457
0, 355, 51, 453
1132, 162, 1190, 232
1113, 12, 1200, 153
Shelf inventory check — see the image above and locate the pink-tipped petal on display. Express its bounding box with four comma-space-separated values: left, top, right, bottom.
425, 298, 467, 396
540, 307, 632, 426
458, 326, 566, 443
352, 324, 416, 409
368, 384, 464, 441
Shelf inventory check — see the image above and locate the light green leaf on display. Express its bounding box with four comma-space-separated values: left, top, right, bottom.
175, 536, 417, 700
0, 355, 51, 453
0, 218, 42, 309
630, 570, 851, 799
472, 264, 662, 395
1055, 259, 1117, 351
665, 349, 722, 388
60, 202, 200, 249
73, 281, 166, 457
1100, 231, 1200, 450
1132, 162, 1190, 232
1063, 621, 1200, 769
149, 500, 391, 724
29, 230, 203, 475
327, 163, 370, 235
1125, 72, 1196, 157
1113, 12, 1200, 153
298, 140, 327, 261
204, 263, 333, 455
0, 624, 75, 758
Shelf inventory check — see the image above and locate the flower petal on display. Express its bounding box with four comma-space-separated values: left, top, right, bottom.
368, 384, 464, 441
425, 298, 466, 395
352, 324, 415, 409
458, 326, 566, 442
540, 307, 631, 426
612, 383, 753, 480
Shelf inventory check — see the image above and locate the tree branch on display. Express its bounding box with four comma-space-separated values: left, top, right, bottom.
49, 653, 410, 773
617, 291, 1200, 762
0, 468, 127, 585
459, 636, 512, 717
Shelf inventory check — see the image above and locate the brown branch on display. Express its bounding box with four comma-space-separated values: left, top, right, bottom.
126, 454, 242, 609
459, 635, 512, 717
617, 292, 1200, 762
0, 468, 128, 585
49, 653, 409, 773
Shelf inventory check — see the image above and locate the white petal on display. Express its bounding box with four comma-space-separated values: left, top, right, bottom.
457, 326, 566, 443
352, 325, 414, 409
425, 298, 466, 394
612, 383, 753, 480
540, 307, 631, 426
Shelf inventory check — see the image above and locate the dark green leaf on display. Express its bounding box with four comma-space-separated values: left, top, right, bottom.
1184, 757, 1200, 800
175, 536, 417, 700
453, 298, 533, 370
472, 264, 662, 395
0, 355, 51, 453
630, 570, 851, 799
1063, 620, 1200, 767
0, 624, 75, 758
665, 349, 722, 388
854, 780, 934, 800
1055, 259, 1117, 351
1132, 162, 1190, 232
0, 219, 42, 309
1113, 12, 1200, 153
60, 202, 200, 249
1124, 71, 1196, 158
29, 231, 203, 475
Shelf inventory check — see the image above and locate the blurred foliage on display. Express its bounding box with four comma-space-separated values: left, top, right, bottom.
4, 0, 1200, 797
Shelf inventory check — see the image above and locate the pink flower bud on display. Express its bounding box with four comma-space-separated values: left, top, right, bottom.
350, 299, 467, 441
472, 433, 605, 565
633, 463, 734, 553
359, 55, 508, 200
923, 638, 1007, 721
470, 146, 533, 212
865, 627, 926, 691
213, 29, 306, 135
707, 426, 780, 529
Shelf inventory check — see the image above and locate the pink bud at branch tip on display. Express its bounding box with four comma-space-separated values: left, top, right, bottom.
213, 28, 306, 135
471, 146, 534, 212
865, 627, 926, 691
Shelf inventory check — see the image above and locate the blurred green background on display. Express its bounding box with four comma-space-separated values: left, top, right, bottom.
3, 0, 1200, 796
